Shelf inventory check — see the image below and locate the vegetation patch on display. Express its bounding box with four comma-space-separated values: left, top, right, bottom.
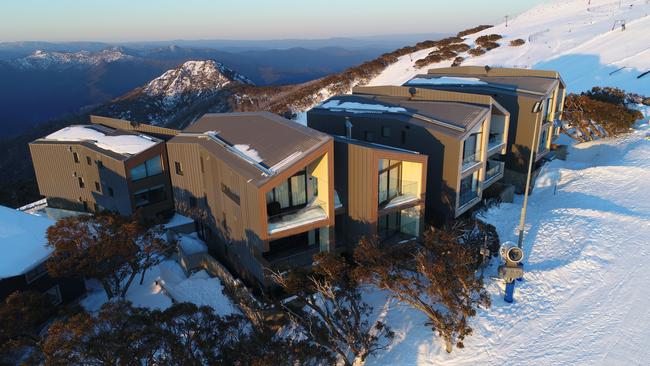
457, 25, 493, 38
510, 38, 526, 46
452, 56, 464, 67
468, 47, 486, 57
563, 87, 645, 140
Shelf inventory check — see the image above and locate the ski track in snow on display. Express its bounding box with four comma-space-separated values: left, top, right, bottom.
365, 123, 650, 366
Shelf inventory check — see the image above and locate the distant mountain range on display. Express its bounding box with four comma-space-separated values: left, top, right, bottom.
0, 44, 390, 137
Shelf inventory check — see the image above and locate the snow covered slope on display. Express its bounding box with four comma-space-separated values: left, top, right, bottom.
365, 120, 650, 365
367, 0, 650, 95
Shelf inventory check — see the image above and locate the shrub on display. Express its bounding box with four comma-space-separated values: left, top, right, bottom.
468, 47, 486, 57
563, 88, 644, 138
457, 25, 493, 37
481, 41, 500, 50
452, 56, 464, 67
444, 43, 471, 53
510, 38, 526, 46
475, 34, 503, 44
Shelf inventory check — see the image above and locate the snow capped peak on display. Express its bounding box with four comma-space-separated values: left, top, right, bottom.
14, 48, 134, 69
142, 60, 253, 108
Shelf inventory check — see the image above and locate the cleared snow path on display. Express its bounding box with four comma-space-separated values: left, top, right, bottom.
367, 123, 650, 365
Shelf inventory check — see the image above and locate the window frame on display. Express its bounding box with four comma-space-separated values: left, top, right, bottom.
265, 170, 309, 216
378, 159, 403, 206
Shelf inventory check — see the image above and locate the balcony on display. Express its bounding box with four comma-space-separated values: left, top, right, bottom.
267, 199, 328, 235
484, 160, 505, 188
487, 133, 505, 155
379, 180, 421, 210
263, 246, 320, 273
462, 151, 482, 172
458, 189, 480, 209
377, 206, 422, 245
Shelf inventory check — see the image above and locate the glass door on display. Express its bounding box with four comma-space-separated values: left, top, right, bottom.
378, 159, 402, 206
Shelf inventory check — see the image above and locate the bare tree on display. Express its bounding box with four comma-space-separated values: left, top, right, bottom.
46, 212, 171, 299
272, 253, 394, 366
354, 229, 490, 353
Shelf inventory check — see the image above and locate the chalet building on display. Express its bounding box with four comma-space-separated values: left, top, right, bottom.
332, 136, 427, 248
404, 66, 566, 192
29, 117, 175, 219
0, 205, 85, 305
166, 112, 335, 288
307, 86, 510, 221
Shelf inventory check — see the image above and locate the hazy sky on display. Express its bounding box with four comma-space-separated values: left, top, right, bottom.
1, 0, 545, 42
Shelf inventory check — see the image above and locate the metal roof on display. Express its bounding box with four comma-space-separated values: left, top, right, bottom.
172, 112, 331, 184
314, 94, 490, 138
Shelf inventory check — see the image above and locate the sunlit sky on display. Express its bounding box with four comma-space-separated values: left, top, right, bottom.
1, 0, 545, 42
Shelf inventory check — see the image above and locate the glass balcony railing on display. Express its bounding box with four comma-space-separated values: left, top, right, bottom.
485, 160, 504, 182
267, 199, 327, 235
462, 151, 482, 171
487, 133, 504, 151
379, 180, 421, 209
459, 189, 479, 208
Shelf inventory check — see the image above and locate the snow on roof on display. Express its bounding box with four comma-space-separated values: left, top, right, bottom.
44, 126, 157, 155
233, 144, 263, 163
320, 100, 407, 113
0, 205, 54, 279
177, 233, 208, 256
407, 76, 488, 86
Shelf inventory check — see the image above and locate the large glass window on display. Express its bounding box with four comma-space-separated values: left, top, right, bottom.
378, 159, 402, 205
266, 170, 308, 217
538, 127, 549, 154
378, 211, 401, 241
459, 171, 479, 207
130, 156, 163, 181
133, 185, 166, 207
462, 133, 481, 165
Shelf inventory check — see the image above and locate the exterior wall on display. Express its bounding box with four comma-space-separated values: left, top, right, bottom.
308, 110, 460, 222
332, 141, 426, 248
167, 139, 335, 288
29, 141, 173, 219
124, 144, 175, 219
30, 142, 131, 214
167, 142, 267, 286
0, 265, 85, 305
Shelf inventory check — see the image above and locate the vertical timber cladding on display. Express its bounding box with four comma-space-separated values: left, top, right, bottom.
342, 140, 427, 243
28, 141, 130, 214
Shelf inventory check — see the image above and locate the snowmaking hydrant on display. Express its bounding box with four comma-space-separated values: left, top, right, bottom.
498, 242, 524, 303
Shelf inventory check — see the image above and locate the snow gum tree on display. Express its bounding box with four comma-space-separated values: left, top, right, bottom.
354, 228, 491, 353
272, 252, 394, 366
46, 212, 172, 299
0, 291, 56, 361
41, 301, 326, 365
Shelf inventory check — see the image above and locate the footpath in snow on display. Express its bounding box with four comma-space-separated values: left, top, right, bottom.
366, 123, 650, 365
